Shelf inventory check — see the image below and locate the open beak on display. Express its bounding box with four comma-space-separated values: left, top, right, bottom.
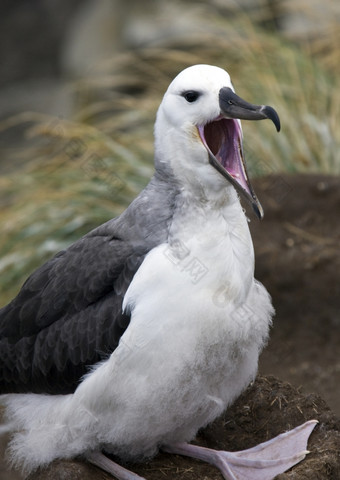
198, 87, 280, 219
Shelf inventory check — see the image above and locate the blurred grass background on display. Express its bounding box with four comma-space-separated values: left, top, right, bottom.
0, 0, 339, 305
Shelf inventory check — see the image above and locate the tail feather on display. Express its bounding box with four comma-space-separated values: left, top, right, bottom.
1, 393, 93, 474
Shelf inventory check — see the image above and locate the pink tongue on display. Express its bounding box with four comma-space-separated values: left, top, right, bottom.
199, 119, 252, 196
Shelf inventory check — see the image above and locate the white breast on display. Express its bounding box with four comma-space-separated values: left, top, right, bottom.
100, 189, 274, 459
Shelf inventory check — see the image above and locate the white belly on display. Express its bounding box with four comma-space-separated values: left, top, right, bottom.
73, 202, 273, 461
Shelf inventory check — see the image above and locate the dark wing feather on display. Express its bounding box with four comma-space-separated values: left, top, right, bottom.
0, 235, 141, 394
0, 175, 177, 394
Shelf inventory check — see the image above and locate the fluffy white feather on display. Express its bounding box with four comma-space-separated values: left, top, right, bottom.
1, 65, 274, 474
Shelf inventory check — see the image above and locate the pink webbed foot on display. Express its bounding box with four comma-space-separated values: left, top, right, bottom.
162, 420, 318, 480
86, 451, 146, 480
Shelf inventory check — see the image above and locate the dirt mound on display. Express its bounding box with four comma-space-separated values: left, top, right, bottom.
26, 375, 340, 480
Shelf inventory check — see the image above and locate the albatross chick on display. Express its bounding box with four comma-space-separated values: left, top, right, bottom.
0, 65, 316, 480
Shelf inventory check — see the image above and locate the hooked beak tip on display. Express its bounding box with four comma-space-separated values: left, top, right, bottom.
219, 87, 281, 133
260, 105, 281, 132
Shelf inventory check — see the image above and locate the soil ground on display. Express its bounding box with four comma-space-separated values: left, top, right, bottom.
251, 174, 340, 417
1, 173, 339, 479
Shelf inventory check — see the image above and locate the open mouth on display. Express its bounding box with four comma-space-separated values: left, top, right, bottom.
197, 118, 263, 219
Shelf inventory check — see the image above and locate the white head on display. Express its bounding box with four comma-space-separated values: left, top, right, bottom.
158, 65, 232, 128
154, 64, 280, 218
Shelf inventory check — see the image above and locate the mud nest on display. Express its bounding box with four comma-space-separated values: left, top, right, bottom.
27, 375, 340, 480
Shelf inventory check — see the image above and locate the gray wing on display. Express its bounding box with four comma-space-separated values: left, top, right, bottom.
0, 175, 177, 394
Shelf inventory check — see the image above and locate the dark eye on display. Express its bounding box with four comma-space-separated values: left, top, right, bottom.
182, 91, 200, 103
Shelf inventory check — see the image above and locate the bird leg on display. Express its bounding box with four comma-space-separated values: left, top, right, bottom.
162, 420, 318, 480
86, 451, 146, 480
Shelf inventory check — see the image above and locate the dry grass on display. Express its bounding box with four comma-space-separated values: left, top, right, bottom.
0, 2, 339, 304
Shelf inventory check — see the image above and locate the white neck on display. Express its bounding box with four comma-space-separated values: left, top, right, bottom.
154, 109, 255, 304
154, 112, 229, 200
167, 185, 255, 306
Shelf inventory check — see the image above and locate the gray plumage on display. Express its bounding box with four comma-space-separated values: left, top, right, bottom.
0, 173, 178, 393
